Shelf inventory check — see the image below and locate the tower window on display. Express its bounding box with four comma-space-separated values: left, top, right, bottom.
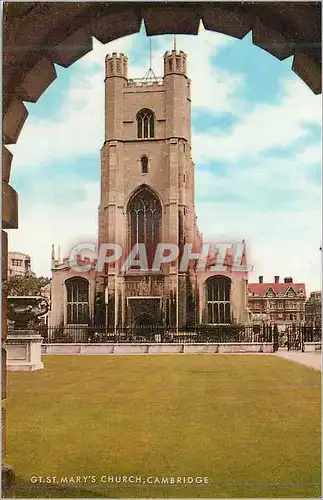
141, 156, 148, 174
137, 109, 155, 139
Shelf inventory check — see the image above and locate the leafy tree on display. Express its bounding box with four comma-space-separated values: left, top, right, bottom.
6, 276, 50, 297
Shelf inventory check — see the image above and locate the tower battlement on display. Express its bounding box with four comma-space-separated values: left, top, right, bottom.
105, 52, 128, 78
126, 77, 164, 88
163, 50, 187, 76
163, 49, 186, 58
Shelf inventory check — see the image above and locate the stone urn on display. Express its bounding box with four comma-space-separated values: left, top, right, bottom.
7, 296, 49, 330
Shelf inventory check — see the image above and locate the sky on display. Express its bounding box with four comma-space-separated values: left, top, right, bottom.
7, 22, 322, 293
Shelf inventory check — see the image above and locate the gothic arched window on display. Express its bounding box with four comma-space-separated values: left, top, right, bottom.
66, 278, 89, 324
137, 109, 155, 139
206, 276, 231, 324
128, 186, 162, 269
141, 155, 148, 174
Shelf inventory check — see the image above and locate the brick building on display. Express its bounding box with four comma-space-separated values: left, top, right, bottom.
8, 251, 35, 278
248, 276, 306, 330
305, 291, 322, 327
50, 49, 249, 329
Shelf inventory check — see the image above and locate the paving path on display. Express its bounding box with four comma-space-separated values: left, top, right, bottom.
275, 350, 322, 371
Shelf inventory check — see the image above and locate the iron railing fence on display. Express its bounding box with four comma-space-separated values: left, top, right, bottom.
286, 324, 322, 351
302, 325, 322, 343
38, 324, 284, 344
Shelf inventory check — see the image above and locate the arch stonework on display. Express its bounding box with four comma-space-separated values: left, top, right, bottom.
1, 1, 321, 478
127, 184, 162, 268
126, 182, 164, 213
2, 2, 321, 227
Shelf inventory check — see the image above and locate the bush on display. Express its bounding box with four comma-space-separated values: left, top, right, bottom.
197, 324, 245, 342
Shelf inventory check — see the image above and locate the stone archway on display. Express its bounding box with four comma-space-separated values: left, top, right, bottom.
1, 1, 321, 482
134, 313, 155, 327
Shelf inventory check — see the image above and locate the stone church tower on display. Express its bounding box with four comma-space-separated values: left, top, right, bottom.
97, 49, 201, 329
49, 48, 249, 330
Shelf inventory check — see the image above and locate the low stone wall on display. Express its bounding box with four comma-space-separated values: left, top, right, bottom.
303, 342, 322, 352
6, 332, 44, 371
42, 342, 274, 355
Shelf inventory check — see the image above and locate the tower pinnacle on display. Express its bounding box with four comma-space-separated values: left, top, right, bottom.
163, 49, 187, 77
105, 52, 128, 79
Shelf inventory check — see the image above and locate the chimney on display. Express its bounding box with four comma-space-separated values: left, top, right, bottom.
259, 276, 263, 284
274, 276, 279, 284
284, 277, 293, 283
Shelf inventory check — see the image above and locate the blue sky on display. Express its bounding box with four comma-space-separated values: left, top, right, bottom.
8, 22, 321, 292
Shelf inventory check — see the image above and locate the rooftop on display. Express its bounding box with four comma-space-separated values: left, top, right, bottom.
248, 283, 306, 297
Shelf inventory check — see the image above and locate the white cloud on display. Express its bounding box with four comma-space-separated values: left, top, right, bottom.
295, 143, 322, 166
195, 153, 321, 209
8, 71, 105, 170
192, 77, 322, 164
8, 176, 99, 278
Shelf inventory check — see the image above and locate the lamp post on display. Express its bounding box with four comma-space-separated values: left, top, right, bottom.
176, 272, 179, 334
104, 285, 109, 332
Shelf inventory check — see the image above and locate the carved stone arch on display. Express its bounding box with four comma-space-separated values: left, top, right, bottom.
126, 183, 163, 213
127, 184, 162, 269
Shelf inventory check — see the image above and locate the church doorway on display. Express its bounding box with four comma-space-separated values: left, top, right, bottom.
134, 313, 155, 328
127, 297, 162, 328
133, 313, 161, 342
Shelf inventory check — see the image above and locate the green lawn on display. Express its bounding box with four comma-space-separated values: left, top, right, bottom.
5, 355, 321, 498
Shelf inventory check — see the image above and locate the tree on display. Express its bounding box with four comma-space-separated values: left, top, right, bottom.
6, 276, 50, 297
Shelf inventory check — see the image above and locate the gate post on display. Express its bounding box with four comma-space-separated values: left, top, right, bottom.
287, 328, 291, 351
301, 324, 304, 352
273, 325, 279, 352
2, 232, 16, 487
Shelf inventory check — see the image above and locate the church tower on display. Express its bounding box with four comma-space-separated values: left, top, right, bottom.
49, 48, 249, 331
97, 49, 200, 328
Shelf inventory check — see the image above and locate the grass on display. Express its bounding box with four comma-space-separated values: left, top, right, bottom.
5, 354, 321, 498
